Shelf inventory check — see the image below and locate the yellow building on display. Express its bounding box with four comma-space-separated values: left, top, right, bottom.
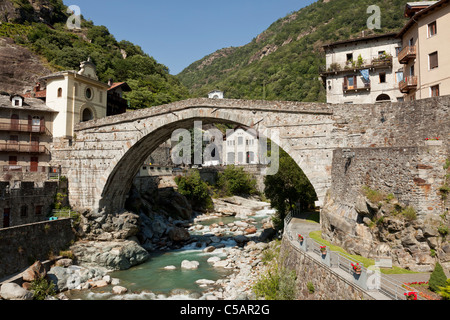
397, 0, 450, 100
40, 58, 110, 139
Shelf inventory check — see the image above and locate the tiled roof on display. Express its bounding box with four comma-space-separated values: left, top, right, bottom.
0, 94, 57, 113
108, 82, 132, 92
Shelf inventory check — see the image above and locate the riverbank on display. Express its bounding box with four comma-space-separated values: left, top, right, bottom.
0, 195, 278, 301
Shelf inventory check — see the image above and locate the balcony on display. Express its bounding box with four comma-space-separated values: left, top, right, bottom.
320, 55, 393, 77
343, 82, 371, 93
399, 76, 418, 93
0, 122, 52, 136
0, 143, 49, 154
398, 46, 416, 64
2, 165, 47, 173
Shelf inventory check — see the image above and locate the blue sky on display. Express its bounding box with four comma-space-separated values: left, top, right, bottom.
63, 0, 316, 75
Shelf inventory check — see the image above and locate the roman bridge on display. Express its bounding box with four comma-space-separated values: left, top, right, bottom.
50, 97, 450, 215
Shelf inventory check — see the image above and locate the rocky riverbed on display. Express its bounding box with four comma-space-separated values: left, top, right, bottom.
0, 195, 278, 301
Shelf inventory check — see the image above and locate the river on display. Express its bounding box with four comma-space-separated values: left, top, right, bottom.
65, 206, 276, 300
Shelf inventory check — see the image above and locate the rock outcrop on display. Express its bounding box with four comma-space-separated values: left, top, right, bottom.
0, 38, 52, 94
321, 191, 450, 272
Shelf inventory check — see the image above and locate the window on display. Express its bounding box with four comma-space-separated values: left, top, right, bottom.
379, 73, 386, 83
396, 71, 404, 83
395, 47, 402, 57
428, 21, 437, 37
346, 53, 353, 62
238, 137, 244, 145
35, 205, 43, 216
82, 108, 94, 122
57, 88, 63, 98
410, 65, 415, 76
429, 51, 438, 69
431, 85, 440, 97
409, 38, 414, 46
14, 99, 20, 106
9, 156, 17, 166
85, 87, 93, 100
20, 205, 28, 217
344, 75, 356, 89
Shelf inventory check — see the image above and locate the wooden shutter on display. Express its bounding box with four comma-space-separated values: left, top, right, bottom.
429, 52, 438, 69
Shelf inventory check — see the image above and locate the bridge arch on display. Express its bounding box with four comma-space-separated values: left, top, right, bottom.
55, 99, 334, 214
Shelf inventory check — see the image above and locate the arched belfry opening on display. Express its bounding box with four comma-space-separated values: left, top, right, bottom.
81, 108, 94, 122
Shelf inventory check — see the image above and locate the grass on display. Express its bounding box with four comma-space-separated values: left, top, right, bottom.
308, 230, 418, 275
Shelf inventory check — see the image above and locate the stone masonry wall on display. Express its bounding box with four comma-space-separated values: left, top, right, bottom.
321, 144, 450, 271
280, 237, 374, 300
0, 219, 75, 279
0, 181, 59, 228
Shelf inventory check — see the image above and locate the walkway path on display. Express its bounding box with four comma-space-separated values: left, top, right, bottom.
285, 212, 449, 300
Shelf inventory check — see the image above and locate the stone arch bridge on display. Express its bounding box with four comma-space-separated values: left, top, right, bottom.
51, 97, 449, 215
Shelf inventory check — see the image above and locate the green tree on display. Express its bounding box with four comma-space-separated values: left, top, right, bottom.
429, 262, 448, 292
175, 169, 213, 211
264, 148, 317, 228
216, 165, 258, 197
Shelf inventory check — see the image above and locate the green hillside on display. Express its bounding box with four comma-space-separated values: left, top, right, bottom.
0, 0, 189, 109
177, 0, 411, 102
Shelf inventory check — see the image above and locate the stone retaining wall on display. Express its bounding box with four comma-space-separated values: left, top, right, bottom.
0, 219, 75, 279
280, 237, 374, 300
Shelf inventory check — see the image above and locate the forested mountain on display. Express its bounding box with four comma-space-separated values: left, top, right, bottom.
0, 0, 189, 108
177, 0, 411, 102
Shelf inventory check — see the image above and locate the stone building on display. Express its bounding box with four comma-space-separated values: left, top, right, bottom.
320, 33, 404, 104
397, 0, 450, 101
0, 93, 59, 228
0, 93, 57, 180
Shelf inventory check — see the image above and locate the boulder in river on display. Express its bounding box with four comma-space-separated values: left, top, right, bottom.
0, 283, 33, 300
70, 240, 149, 271
181, 260, 200, 270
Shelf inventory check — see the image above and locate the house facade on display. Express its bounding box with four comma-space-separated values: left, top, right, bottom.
0, 94, 56, 178
40, 58, 110, 139
320, 33, 405, 104
397, 0, 450, 101
224, 126, 260, 166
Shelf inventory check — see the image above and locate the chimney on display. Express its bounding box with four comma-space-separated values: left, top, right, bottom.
34, 83, 41, 93
108, 79, 114, 87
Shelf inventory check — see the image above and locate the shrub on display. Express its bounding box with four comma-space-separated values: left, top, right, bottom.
307, 282, 315, 294
362, 186, 385, 204
253, 263, 297, 300
438, 224, 449, 237
438, 279, 450, 300
429, 262, 448, 292
215, 165, 258, 197
175, 169, 213, 211
400, 206, 417, 221
30, 277, 56, 300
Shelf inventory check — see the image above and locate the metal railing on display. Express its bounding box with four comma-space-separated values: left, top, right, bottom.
0, 122, 52, 136
0, 143, 49, 154
51, 209, 78, 220
284, 209, 419, 300
320, 55, 393, 75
